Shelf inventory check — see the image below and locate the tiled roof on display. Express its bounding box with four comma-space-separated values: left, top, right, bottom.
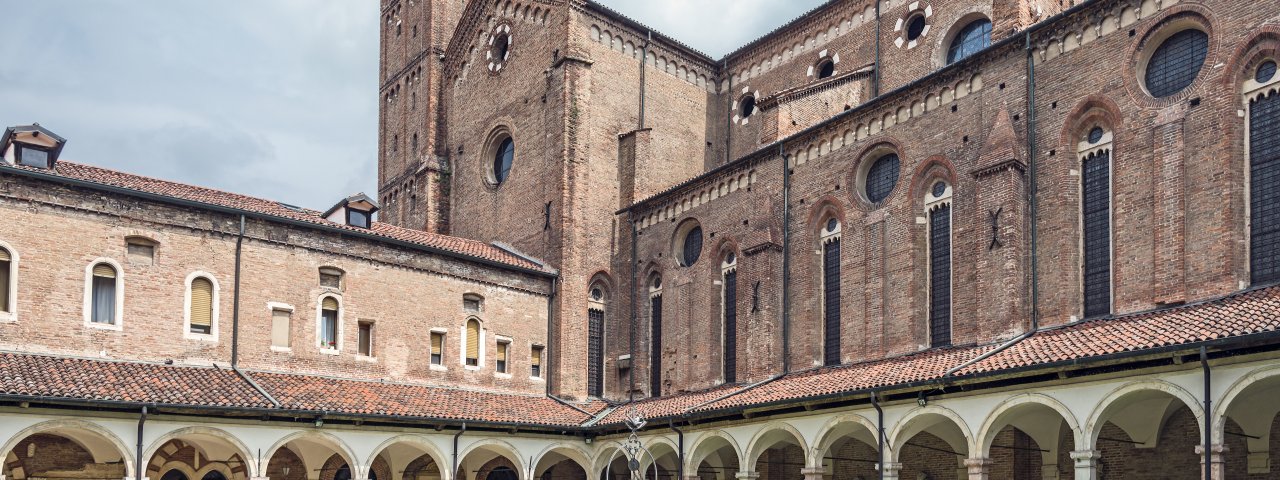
594, 383, 744, 426
954, 285, 1280, 376
0, 352, 274, 409
2, 162, 550, 274
251, 372, 594, 426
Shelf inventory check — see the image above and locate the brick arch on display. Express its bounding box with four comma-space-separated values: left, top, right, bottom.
804, 194, 847, 236
319, 454, 349, 480
3, 434, 107, 480
264, 447, 306, 480
404, 453, 442, 480
1058, 94, 1123, 148
0, 420, 134, 478
369, 455, 392, 480
846, 136, 908, 211
146, 439, 246, 480
906, 154, 957, 205
1220, 27, 1280, 92
709, 234, 740, 264
1122, 5, 1221, 109
473, 456, 518, 480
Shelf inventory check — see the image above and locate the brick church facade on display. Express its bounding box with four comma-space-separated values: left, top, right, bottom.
4, 0, 1280, 478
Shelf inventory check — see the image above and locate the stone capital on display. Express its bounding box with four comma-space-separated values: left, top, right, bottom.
734, 472, 761, 480
800, 467, 827, 480
880, 462, 903, 480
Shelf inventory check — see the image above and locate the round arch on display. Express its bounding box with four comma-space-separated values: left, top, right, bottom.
1213, 363, 1280, 444
975, 393, 1082, 457
887, 405, 975, 462
263, 431, 359, 480
142, 427, 258, 479
456, 439, 525, 480
743, 422, 809, 468
685, 430, 743, 474
530, 442, 592, 479
365, 435, 452, 480
1084, 380, 1205, 448
811, 414, 880, 466
0, 419, 135, 477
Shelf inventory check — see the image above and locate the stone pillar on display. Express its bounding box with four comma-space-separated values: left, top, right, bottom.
734, 472, 760, 480
800, 467, 826, 480
880, 462, 902, 480
1195, 444, 1227, 480
964, 458, 991, 480
1041, 464, 1060, 480
1070, 450, 1099, 480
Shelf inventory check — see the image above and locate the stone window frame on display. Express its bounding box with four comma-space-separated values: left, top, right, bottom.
83, 258, 125, 331
1243, 55, 1280, 285
894, 3, 934, 50
672, 218, 704, 268
493, 335, 513, 378
356, 320, 377, 361
809, 49, 841, 80
462, 316, 485, 370
648, 271, 664, 396
853, 143, 904, 208
483, 126, 515, 189
1137, 23, 1210, 99
319, 266, 344, 291
924, 181, 953, 347
530, 343, 545, 380
182, 271, 220, 342
486, 23, 514, 74
1078, 126, 1115, 319
268, 302, 295, 353
316, 293, 344, 354
0, 241, 17, 323
1124, 10, 1217, 108
733, 87, 761, 125
430, 328, 449, 371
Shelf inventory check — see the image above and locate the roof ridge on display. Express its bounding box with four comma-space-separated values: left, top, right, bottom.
0, 349, 229, 370
246, 368, 560, 399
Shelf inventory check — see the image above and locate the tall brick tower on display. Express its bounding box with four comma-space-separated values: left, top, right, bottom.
377, 0, 466, 232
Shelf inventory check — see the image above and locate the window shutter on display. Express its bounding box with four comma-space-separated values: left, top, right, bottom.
497, 342, 507, 362
466, 320, 480, 362
271, 309, 291, 347
0, 248, 10, 261
93, 264, 116, 278
322, 296, 339, 311
431, 332, 443, 355
189, 278, 213, 330
532, 347, 541, 366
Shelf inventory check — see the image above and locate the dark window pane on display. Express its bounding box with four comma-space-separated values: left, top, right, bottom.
1144, 29, 1208, 98
1252, 92, 1280, 283
723, 270, 737, 383
1258, 61, 1278, 84
823, 239, 841, 366
494, 138, 514, 184
865, 154, 900, 203
818, 60, 835, 79
1083, 150, 1112, 316
321, 310, 338, 348
91, 276, 116, 324
588, 308, 605, 396
17, 147, 50, 169
347, 209, 371, 228
682, 227, 703, 266
1088, 127, 1105, 144
929, 205, 952, 347
650, 295, 663, 396
947, 19, 992, 64
740, 96, 756, 117
907, 15, 926, 41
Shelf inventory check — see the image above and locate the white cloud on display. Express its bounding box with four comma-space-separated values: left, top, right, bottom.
593, 0, 827, 57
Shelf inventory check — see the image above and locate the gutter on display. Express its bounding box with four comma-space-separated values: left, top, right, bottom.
629, 221, 639, 401
545, 277, 557, 396
231, 215, 245, 367
871, 392, 884, 480
135, 406, 147, 480
669, 420, 685, 480
452, 423, 467, 480
1201, 346, 1213, 480
1024, 30, 1041, 330
780, 143, 792, 373
639, 31, 651, 130
0, 166, 557, 279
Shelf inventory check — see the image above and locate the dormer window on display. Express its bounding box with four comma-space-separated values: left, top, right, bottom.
2, 124, 66, 170
322, 193, 380, 229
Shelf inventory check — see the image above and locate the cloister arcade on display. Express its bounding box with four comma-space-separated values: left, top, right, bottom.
4, 358, 1280, 480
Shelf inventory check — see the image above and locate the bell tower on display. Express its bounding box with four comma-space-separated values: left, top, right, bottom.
377, 0, 466, 232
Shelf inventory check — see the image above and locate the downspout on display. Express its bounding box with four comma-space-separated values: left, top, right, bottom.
871, 392, 884, 480
639, 31, 650, 130
670, 420, 685, 480
1024, 32, 1040, 330
780, 143, 792, 373
452, 423, 467, 480
873, 0, 882, 97
629, 220, 639, 402
1201, 346, 1212, 479
135, 406, 147, 480
231, 215, 245, 366
725, 59, 733, 165
545, 278, 557, 396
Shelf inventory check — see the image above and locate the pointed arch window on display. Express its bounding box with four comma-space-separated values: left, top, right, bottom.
722, 253, 738, 383
1249, 59, 1280, 284
649, 274, 663, 397
926, 182, 953, 347
820, 219, 842, 366
1081, 127, 1114, 316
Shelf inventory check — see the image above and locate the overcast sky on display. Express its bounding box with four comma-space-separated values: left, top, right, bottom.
1, 0, 823, 210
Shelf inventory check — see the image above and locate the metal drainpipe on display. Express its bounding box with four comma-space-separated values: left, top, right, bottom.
1024, 32, 1040, 330
670, 420, 685, 480
639, 31, 651, 130
871, 392, 884, 480
780, 143, 792, 373
873, 0, 881, 97
725, 59, 733, 165
135, 406, 148, 480
1201, 346, 1212, 479
545, 278, 557, 396
629, 220, 639, 402
231, 215, 245, 367
452, 423, 467, 480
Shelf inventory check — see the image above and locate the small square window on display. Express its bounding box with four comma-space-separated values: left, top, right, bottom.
16, 146, 50, 169
531, 345, 544, 378
126, 238, 156, 265
463, 294, 483, 312
319, 268, 343, 289
347, 209, 372, 229
358, 321, 374, 356
430, 331, 444, 365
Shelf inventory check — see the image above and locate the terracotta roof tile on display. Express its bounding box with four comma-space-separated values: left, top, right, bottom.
0, 352, 273, 409
955, 286, 1280, 375
594, 383, 745, 426
2, 162, 549, 273
251, 372, 594, 426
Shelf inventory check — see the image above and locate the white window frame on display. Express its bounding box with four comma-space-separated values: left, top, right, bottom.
0, 240, 18, 323
462, 317, 484, 370
1077, 129, 1115, 319
430, 328, 448, 371
316, 293, 343, 354
494, 335, 512, 378
924, 183, 953, 347
1243, 62, 1280, 286
182, 271, 220, 341
356, 320, 376, 361
268, 302, 295, 353
82, 258, 124, 331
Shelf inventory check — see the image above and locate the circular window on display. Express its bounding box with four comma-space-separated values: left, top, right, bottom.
931, 181, 948, 198
1088, 127, 1105, 144
491, 137, 514, 185
740, 95, 756, 117
906, 15, 927, 41
863, 154, 901, 203
590, 287, 604, 301
651, 276, 662, 290
1258, 60, 1278, 84
817, 60, 835, 79
826, 218, 838, 232
493, 33, 510, 62
675, 225, 706, 268
1143, 29, 1208, 98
